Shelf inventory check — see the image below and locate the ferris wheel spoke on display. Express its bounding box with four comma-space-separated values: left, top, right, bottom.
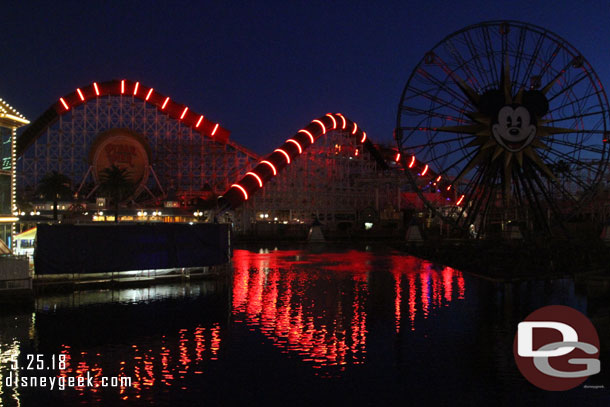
509, 25, 527, 87
415, 69, 474, 108
547, 71, 591, 102
428, 144, 478, 166
522, 33, 546, 90
462, 31, 494, 88
545, 89, 603, 116
546, 138, 604, 154
543, 109, 606, 125
445, 37, 485, 91
536, 44, 564, 91
481, 25, 500, 83
401, 105, 469, 124
399, 135, 475, 151
407, 86, 472, 114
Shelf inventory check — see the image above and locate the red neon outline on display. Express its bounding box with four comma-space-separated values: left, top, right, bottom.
260, 160, 277, 175
231, 184, 248, 200
196, 115, 204, 128
338, 113, 346, 129
456, 195, 465, 206
286, 139, 302, 153
161, 97, 170, 109
436, 175, 442, 182
76, 88, 84, 101
93, 82, 100, 96
298, 129, 315, 144
352, 122, 358, 135
211, 123, 219, 136
121, 80, 125, 94
313, 119, 326, 134
133, 82, 140, 96
180, 107, 188, 119
326, 113, 337, 129
421, 164, 429, 176
395, 153, 401, 162
408, 155, 416, 168
59, 98, 69, 110
145, 88, 153, 101
246, 172, 263, 187
274, 148, 291, 164
446, 185, 452, 191
360, 132, 367, 143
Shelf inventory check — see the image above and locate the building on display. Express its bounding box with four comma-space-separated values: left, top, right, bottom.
0, 98, 29, 248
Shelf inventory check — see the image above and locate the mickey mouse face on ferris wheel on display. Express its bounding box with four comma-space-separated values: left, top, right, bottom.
492, 105, 537, 153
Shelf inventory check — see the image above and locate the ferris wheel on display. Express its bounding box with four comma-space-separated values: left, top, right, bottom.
396, 20, 610, 237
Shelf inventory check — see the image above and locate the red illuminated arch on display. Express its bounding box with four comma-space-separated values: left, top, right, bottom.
223, 113, 389, 208
16, 79, 230, 156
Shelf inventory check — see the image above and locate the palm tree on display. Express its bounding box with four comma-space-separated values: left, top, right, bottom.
97, 165, 134, 222
36, 171, 72, 220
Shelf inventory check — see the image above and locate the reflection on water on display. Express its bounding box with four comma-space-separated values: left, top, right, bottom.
231, 249, 465, 373
0, 246, 607, 406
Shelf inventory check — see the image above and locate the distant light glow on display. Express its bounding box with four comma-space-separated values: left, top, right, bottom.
121, 80, 125, 94
59, 98, 69, 110
436, 175, 442, 182
421, 164, 429, 176
395, 153, 401, 162
286, 139, 302, 153
352, 122, 358, 135
274, 148, 291, 163
246, 172, 263, 187
298, 129, 315, 144
360, 132, 366, 143
133, 82, 140, 96
145, 88, 154, 101
180, 106, 188, 119
313, 119, 326, 134
326, 113, 337, 129
260, 160, 277, 175
161, 97, 170, 109
196, 115, 204, 128
231, 184, 248, 200
456, 195, 465, 206
408, 155, 416, 168
76, 88, 85, 101
93, 82, 100, 96
446, 185, 452, 191
211, 123, 219, 136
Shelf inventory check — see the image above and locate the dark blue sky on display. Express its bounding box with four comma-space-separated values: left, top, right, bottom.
2, 1, 609, 154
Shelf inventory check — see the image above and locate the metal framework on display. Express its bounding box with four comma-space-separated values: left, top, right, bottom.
396, 20, 610, 237
18, 81, 260, 202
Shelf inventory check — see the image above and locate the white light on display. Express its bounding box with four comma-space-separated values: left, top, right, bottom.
264, 214, 269, 218
138, 211, 143, 216
143, 212, 147, 216
36, 211, 40, 215
274, 217, 278, 221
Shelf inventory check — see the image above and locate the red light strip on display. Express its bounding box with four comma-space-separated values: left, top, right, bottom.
246, 172, 263, 187
352, 122, 358, 135
211, 123, 219, 136
446, 185, 452, 191
196, 115, 204, 128
59, 98, 69, 110
298, 129, 315, 144
76, 88, 85, 101
286, 139, 302, 153
313, 119, 326, 134
231, 184, 248, 200
121, 80, 125, 94
260, 160, 277, 175
93, 82, 100, 96
180, 107, 188, 119
326, 113, 337, 129
395, 153, 401, 162
408, 155, 416, 168
274, 148, 291, 164
436, 175, 442, 182
456, 195, 465, 206
338, 113, 346, 129
421, 164, 429, 176
145, 88, 154, 101
360, 132, 367, 143
161, 97, 170, 109
133, 82, 140, 96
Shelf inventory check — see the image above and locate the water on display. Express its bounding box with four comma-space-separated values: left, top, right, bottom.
0, 245, 608, 406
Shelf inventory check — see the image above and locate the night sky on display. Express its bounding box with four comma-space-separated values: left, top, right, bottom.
2, 1, 610, 154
